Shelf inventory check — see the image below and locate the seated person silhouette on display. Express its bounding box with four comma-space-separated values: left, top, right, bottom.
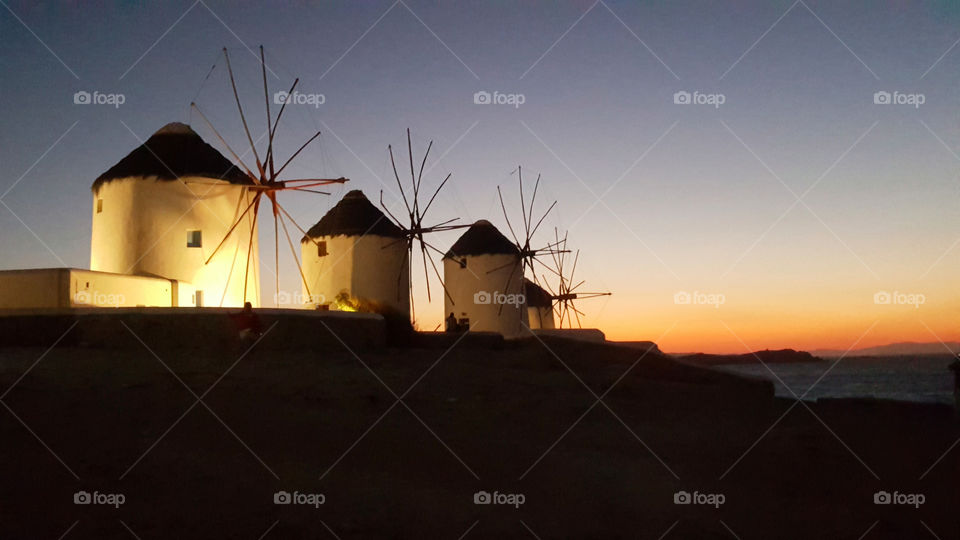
232, 302, 263, 343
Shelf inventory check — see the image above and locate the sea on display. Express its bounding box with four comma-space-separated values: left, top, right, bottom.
717, 355, 956, 405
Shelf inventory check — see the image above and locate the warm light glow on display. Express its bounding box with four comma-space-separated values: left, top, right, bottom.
333, 292, 360, 312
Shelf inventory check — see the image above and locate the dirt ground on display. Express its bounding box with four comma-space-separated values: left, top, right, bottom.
0, 326, 957, 539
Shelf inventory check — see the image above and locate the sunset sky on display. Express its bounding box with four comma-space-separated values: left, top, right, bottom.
0, 1, 957, 353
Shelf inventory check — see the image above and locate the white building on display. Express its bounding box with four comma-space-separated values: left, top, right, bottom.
524, 278, 555, 330
443, 220, 527, 338
89, 122, 260, 307
0, 267, 192, 309
300, 190, 409, 315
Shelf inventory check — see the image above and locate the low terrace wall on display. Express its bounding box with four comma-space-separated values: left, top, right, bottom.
0, 308, 384, 352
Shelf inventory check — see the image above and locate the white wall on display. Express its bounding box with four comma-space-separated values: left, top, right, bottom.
173, 280, 198, 308
0, 269, 68, 308
0, 268, 195, 309
443, 253, 527, 338
527, 306, 555, 330
90, 177, 260, 307
300, 234, 410, 316
69, 269, 187, 307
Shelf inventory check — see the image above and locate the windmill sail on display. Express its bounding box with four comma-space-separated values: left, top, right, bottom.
492, 166, 567, 314
192, 46, 349, 306
379, 129, 468, 323
543, 229, 611, 329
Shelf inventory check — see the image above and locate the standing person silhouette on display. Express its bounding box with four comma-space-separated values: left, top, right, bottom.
445, 312, 458, 333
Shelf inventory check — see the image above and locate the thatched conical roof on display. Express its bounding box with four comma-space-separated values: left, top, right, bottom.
91, 122, 251, 192
303, 190, 404, 240
444, 220, 519, 258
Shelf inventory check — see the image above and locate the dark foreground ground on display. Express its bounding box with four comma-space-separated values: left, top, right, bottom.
0, 323, 958, 539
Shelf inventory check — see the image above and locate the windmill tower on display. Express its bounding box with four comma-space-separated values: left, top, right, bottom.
300, 190, 408, 314
90, 122, 259, 307
523, 278, 555, 329
442, 220, 526, 337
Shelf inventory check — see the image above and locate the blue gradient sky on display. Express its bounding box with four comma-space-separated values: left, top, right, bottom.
1, 0, 958, 352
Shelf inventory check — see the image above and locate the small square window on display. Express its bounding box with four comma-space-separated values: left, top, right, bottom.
96, 199, 103, 213
317, 241, 328, 257
187, 230, 202, 248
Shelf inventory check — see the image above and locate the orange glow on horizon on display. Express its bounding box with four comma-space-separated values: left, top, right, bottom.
409, 284, 959, 355
597, 303, 959, 355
